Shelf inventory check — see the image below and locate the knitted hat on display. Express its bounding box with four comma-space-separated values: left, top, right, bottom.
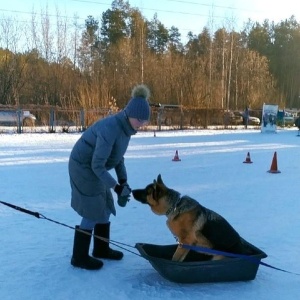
124, 84, 151, 121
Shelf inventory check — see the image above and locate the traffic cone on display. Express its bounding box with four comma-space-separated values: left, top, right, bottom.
172, 150, 181, 161
268, 151, 281, 173
243, 152, 253, 164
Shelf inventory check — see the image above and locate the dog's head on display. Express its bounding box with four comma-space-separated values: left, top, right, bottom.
132, 174, 170, 215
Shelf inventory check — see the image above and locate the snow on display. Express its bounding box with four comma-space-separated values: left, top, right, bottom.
0, 128, 300, 300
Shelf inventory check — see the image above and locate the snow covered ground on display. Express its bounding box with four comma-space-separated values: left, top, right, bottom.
0, 128, 299, 299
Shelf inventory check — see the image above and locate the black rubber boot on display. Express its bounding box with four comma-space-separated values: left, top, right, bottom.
92, 222, 124, 260
71, 226, 104, 270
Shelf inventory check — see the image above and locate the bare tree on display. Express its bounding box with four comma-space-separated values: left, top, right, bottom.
0, 17, 29, 105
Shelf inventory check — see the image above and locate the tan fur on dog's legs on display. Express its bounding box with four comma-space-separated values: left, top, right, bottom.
172, 245, 190, 262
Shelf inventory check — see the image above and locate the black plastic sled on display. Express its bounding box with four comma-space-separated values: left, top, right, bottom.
135, 239, 267, 284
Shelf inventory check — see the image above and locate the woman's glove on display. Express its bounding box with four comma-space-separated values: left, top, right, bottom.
114, 183, 131, 197
114, 182, 131, 207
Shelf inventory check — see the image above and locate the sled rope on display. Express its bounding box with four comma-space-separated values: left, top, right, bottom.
0, 200, 141, 257
2, 199, 299, 276
180, 243, 300, 276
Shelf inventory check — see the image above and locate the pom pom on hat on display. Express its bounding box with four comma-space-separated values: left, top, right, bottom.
124, 84, 151, 121
131, 84, 150, 99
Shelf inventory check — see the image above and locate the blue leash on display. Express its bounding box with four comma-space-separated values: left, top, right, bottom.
180, 243, 300, 276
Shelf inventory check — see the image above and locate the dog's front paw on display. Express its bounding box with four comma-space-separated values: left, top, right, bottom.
172, 247, 189, 262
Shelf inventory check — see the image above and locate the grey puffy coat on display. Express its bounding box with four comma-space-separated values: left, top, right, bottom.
68, 111, 136, 221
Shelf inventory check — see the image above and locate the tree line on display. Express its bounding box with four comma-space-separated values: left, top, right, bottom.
0, 0, 299, 113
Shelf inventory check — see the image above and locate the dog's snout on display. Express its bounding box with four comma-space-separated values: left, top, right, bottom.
132, 189, 142, 198
132, 189, 147, 203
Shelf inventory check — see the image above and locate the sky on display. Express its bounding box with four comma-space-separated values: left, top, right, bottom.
0, 0, 299, 42
0, 126, 300, 299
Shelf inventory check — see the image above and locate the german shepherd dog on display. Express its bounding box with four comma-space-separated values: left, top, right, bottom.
132, 174, 248, 262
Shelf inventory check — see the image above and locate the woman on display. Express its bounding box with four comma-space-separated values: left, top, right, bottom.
69, 84, 151, 270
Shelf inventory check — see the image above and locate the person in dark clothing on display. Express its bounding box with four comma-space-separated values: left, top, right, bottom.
69, 84, 151, 270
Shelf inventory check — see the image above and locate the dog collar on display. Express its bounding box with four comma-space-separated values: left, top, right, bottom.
166, 197, 182, 217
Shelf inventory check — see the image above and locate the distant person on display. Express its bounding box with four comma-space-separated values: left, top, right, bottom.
295, 117, 300, 130
68, 84, 151, 270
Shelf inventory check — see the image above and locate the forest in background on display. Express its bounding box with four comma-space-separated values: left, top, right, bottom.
1, 0, 300, 114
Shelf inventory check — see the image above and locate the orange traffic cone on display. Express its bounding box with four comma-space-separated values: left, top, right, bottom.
268, 151, 281, 173
243, 152, 253, 164
172, 150, 181, 161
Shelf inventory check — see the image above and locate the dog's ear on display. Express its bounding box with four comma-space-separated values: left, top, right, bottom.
151, 179, 160, 200
155, 174, 167, 199
152, 179, 158, 191
157, 174, 163, 184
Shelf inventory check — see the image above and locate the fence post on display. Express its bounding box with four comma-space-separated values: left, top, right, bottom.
80, 109, 86, 132
49, 108, 55, 133
157, 107, 162, 131
16, 109, 22, 134
180, 107, 184, 130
